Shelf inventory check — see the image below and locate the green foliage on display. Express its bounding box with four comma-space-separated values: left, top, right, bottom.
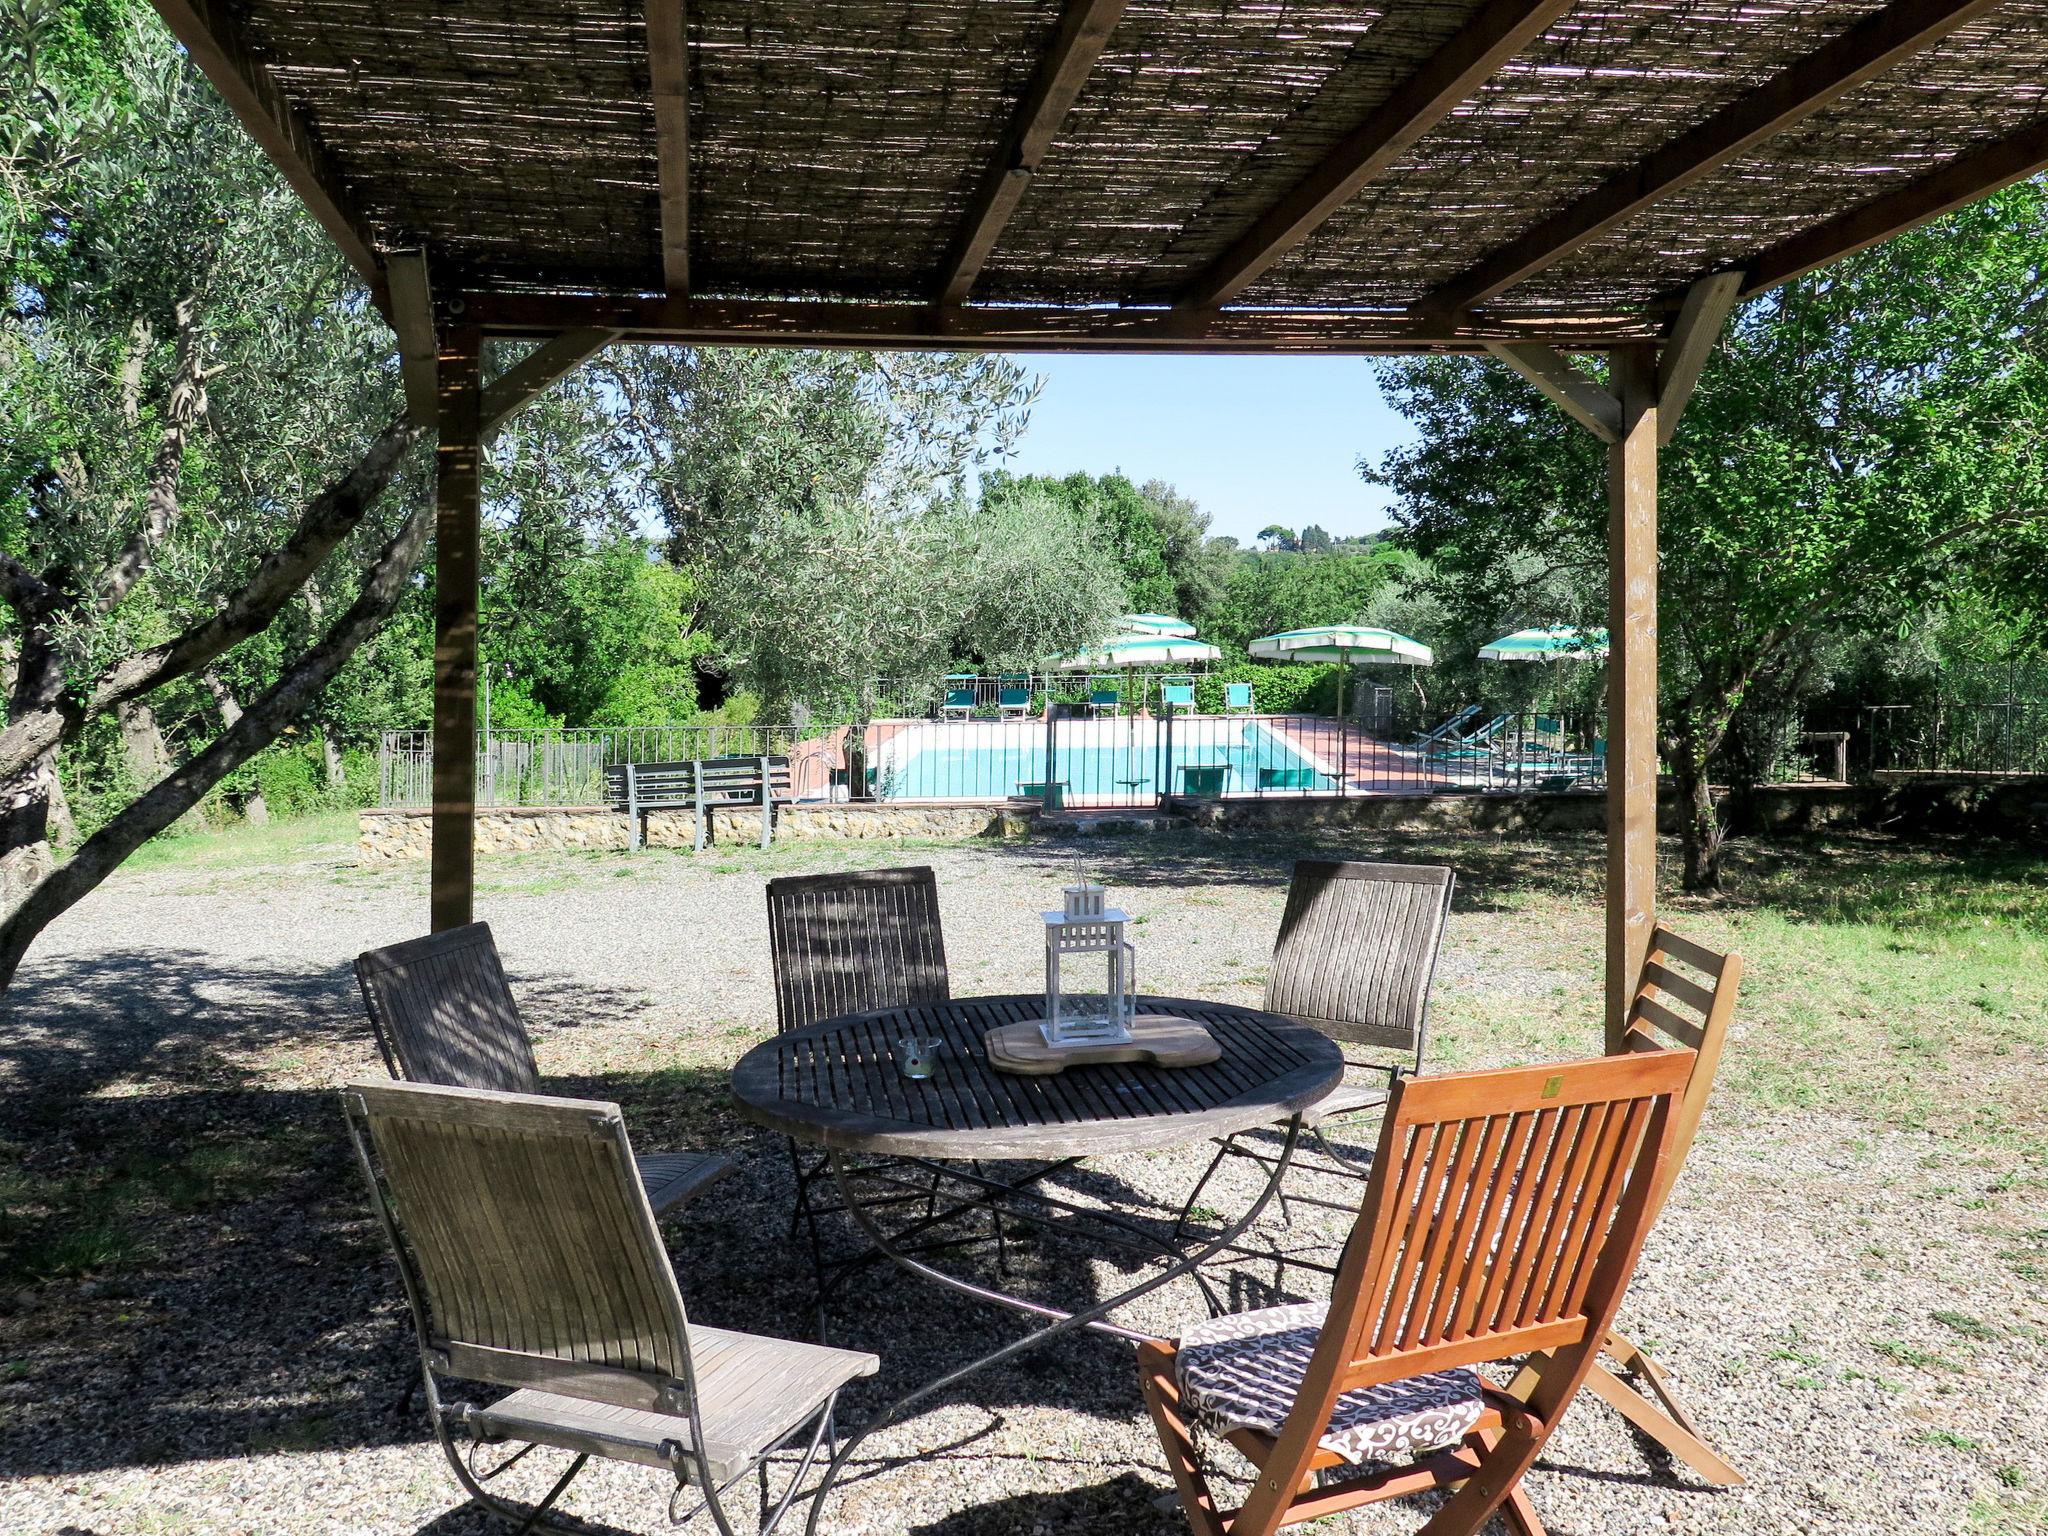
983, 470, 1175, 615
1137, 478, 1234, 623
1368, 181, 2048, 882
1190, 658, 1337, 715
1201, 545, 1411, 652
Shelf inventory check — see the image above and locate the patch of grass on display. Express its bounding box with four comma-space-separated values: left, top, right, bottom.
1871, 1339, 1961, 1372
1916, 1428, 1984, 1451
1969, 1493, 2048, 1534
0, 1135, 294, 1284
1934, 1310, 2001, 1341
128, 810, 361, 874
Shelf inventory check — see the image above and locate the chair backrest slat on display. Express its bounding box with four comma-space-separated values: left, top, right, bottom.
1264, 860, 1455, 1056
1624, 924, 1743, 1221
355, 922, 539, 1093
1320, 1050, 1691, 1396
345, 1079, 691, 1412
765, 866, 950, 1033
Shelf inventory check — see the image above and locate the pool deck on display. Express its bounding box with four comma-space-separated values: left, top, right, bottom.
791, 713, 1530, 807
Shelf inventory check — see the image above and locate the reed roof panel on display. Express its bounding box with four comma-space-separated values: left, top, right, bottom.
203, 0, 2048, 333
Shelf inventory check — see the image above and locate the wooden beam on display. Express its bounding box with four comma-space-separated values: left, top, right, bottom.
1484, 343, 1621, 442
1742, 117, 2048, 295
646, 0, 691, 295
1180, 0, 1574, 310
935, 0, 1129, 305
431, 326, 482, 934
150, 0, 377, 283
1605, 344, 1659, 1053
1416, 0, 2003, 314
1656, 271, 1742, 444
463, 290, 1667, 353
479, 329, 620, 441
385, 252, 439, 428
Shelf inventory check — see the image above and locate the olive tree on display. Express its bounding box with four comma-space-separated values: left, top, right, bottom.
0, 7, 428, 986
1369, 182, 2048, 889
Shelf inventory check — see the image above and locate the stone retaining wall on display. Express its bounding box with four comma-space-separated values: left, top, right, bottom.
358, 802, 1029, 861
360, 775, 2043, 862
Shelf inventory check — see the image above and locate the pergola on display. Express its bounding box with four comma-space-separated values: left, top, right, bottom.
152, 0, 2048, 1045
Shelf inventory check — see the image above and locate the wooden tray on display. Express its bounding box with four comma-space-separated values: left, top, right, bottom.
985, 1015, 1220, 1076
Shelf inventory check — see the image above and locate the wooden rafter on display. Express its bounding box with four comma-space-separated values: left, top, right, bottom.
463, 291, 1666, 353
1180, 0, 1574, 311
1656, 271, 1743, 444
1741, 116, 2048, 295
646, 0, 690, 295
385, 252, 439, 428
1483, 343, 1621, 442
150, 0, 377, 283
480, 330, 621, 440
934, 0, 1129, 305
1415, 0, 2004, 314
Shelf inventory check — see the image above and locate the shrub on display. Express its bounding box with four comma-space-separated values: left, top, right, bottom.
1192, 662, 1339, 716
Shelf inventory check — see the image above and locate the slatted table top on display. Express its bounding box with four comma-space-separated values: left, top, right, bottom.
729, 994, 1344, 1160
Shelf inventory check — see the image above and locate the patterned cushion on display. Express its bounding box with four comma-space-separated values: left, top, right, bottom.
1174, 1302, 1485, 1465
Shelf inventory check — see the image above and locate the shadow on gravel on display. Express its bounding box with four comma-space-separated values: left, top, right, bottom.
904, 1469, 1179, 1534
0, 949, 1216, 1483
973, 827, 1607, 914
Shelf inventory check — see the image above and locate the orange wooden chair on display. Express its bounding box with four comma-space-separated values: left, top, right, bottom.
1138, 1048, 1695, 1536
1504, 924, 1746, 1485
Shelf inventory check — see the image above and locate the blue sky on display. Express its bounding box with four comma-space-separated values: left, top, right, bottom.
987, 354, 1418, 545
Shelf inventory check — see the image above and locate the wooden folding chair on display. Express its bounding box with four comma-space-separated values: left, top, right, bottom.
343, 1079, 876, 1535
355, 921, 732, 1216
763, 867, 953, 1291
1504, 924, 1746, 1486
1174, 860, 1454, 1235
1139, 1048, 1695, 1536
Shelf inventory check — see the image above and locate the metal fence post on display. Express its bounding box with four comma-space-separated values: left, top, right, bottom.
1043, 706, 1057, 811
1160, 704, 1173, 811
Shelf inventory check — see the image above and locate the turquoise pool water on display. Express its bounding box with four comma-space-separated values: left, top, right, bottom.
880, 720, 1331, 800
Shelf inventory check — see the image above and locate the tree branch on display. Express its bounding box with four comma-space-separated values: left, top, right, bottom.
0, 553, 55, 615
0, 495, 434, 988
0, 413, 423, 789
97, 295, 206, 612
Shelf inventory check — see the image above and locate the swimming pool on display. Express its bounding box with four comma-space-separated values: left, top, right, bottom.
874, 718, 1333, 803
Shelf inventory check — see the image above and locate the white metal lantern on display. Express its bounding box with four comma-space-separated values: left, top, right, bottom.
1042, 879, 1136, 1046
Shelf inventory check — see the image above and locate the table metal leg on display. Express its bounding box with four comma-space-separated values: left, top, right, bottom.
800, 1118, 1304, 1535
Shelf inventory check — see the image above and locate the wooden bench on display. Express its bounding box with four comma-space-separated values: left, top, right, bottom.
605, 756, 795, 851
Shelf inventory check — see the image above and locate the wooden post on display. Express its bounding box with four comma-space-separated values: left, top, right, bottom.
431, 325, 482, 932
1605, 344, 1659, 1050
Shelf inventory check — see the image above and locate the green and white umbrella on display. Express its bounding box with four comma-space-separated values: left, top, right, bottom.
1115, 613, 1199, 638
1477, 626, 1609, 662
1249, 624, 1433, 719
1249, 625, 1434, 667
1046, 633, 1222, 671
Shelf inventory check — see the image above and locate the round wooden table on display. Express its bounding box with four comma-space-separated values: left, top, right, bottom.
730, 991, 1343, 1159
729, 993, 1343, 1534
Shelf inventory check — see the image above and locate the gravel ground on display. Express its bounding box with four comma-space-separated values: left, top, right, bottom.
0, 825, 2041, 1536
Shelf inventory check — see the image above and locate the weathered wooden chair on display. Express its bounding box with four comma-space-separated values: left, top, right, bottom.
354, 922, 731, 1216
1175, 859, 1455, 1233
764, 866, 952, 1287
343, 1078, 877, 1535
1504, 925, 1747, 1486
1138, 1048, 1694, 1536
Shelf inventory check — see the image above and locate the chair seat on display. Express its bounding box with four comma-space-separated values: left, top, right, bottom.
1175, 1302, 1485, 1466
475, 1326, 878, 1484
636, 1151, 735, 1215
1304, 1075, 1391, 1126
